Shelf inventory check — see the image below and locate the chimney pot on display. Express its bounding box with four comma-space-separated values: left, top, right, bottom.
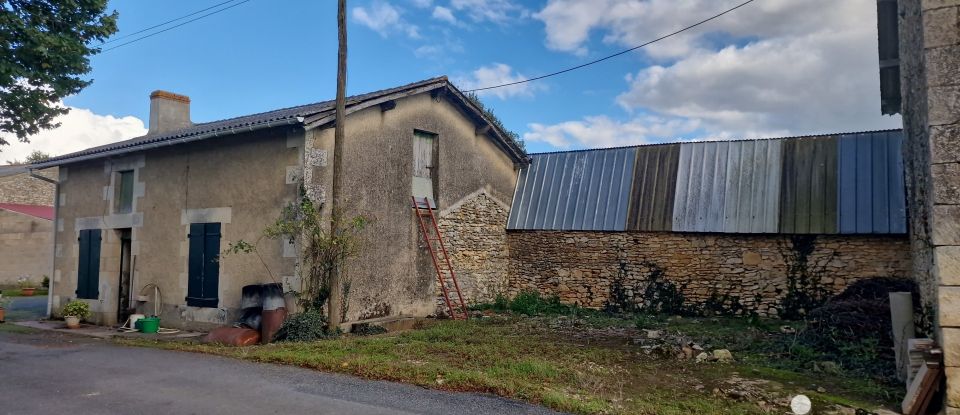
148, 90, 192, 134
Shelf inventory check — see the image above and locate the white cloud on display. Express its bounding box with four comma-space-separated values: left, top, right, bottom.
352, 1, 420, 39
449, 0, 528, 24
524, 115, 701, 149
532, 0, 901, 141
410, 0, 432, 8
454, 63, 542, 100
1, 106, 146, 163
431, 6, 458, 24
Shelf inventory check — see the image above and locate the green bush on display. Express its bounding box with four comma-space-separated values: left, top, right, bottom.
509, 290, 570, 315
275, 309, 338, 342
62, 300, 91, 319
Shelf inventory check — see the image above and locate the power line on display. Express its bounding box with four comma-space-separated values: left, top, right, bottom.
98, 0, 243, 46
462, 0, 757, 93
100, 0, 253, 53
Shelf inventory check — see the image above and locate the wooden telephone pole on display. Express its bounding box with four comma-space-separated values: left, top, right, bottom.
328, 0, 347, 330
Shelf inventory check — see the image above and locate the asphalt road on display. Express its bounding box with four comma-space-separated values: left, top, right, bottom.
0, 329, 563, 415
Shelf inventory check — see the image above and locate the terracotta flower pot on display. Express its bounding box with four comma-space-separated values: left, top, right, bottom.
65, 316, 80, 329
0, 307, 5, 323
21, 287, 35, 296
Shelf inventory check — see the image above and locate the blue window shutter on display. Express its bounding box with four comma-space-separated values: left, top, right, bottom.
76, 229, 101, 299
186, 223, 220, 308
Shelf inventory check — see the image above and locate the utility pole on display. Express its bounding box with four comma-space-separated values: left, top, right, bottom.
328, 0, 347, 330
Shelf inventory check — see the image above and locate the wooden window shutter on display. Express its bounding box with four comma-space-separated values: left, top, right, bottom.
186, 223, 221, 308
76, 229, 101, 299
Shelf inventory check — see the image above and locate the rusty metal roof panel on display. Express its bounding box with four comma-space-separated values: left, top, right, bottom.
779, 135, 839, 234
506, 147, 635, 231
672, 140, 782, 233
838, 130, 906, 234
626, 144, 680, 231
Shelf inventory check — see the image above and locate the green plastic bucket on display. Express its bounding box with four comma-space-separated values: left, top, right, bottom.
139, 317, 160, 334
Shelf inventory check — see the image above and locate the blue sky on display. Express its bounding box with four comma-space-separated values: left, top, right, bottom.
3, 0, 902, 161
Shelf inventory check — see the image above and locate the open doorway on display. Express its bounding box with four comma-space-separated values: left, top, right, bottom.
117, 229, 132, 323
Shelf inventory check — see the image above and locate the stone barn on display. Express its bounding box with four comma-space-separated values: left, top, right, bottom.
0, 165, 56, 289
505, 130, 912, 316
31, 77, 527, 329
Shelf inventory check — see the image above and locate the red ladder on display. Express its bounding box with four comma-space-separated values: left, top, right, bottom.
411, 196, 468, 320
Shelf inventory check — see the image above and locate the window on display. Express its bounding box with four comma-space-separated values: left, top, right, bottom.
186, 223, 221, 308
115, 170, 134, 214
76, 229, 102, 299
412, 130, 437, 207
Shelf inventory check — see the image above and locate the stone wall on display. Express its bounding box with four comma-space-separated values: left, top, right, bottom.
437, 190, 510, 307
0, 209, 52, 287
0, 169, 57, 205
507, 231, 911, 316
897, 0, 960, 409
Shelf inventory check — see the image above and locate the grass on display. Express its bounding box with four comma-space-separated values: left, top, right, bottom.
117, 312, 899, 415
0, 323, 38, 334
1, 288, 48, 297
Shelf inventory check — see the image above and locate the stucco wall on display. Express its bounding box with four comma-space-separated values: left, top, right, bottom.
52, 128, 301, 329
897, 0, 960, 409
508, 231, 911, 316
306, 92, 519, 321
0, 169, 56, 205
0, 210, 52, 287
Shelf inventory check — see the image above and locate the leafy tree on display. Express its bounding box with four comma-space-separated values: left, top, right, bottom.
0, 0, 118, 145
5, 149, 50, 164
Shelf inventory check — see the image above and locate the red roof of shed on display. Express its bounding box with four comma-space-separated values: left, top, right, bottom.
0, 203, 54, 221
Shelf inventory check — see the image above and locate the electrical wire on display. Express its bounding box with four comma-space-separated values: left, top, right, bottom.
100, 0, 253, 53
462, 0, 757, 93
98, 0, 243, 46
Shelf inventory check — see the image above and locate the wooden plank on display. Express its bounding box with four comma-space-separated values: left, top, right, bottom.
902, 361, 941, 415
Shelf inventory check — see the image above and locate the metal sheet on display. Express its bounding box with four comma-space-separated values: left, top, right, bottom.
506, 147, 636, 231
779, 136, 839, 234
838, 130, 907, 234
671, 140, 782, 233
626, 144, 680, 231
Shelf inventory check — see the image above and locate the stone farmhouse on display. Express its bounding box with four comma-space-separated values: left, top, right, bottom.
31, 77, 526, 329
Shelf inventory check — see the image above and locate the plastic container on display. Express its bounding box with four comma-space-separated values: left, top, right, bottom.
139, 317, 160, 333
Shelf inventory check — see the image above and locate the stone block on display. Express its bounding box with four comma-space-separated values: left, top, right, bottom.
934, 163, 960, 204
928, 45, 960, 87
940, 287, 960, 327
933, 125, 960, 163
949, 367, 960, 408
938, 246, 960, 285
929, 85, 960, 126
924, 6, 960, 49
933, 205, 960, 245
924, 0, 960, 10
945, 328, 960, 367
742, 251, 762, 265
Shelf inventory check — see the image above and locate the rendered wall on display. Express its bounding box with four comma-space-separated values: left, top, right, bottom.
51, 128, 301, 329
305, 92, 519, 321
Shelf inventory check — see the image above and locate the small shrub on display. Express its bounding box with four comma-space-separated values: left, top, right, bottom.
41, 276, 49, 289
62, 300, 91, 319
509, 290, 569, 315
352, 323, 388, 336
276, 309, 338, 342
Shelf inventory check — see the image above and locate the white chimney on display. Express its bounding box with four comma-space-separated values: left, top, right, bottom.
148, 90, 192, 134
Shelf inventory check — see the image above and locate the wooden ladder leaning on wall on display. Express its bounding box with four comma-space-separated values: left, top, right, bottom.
411, 196, 468, 320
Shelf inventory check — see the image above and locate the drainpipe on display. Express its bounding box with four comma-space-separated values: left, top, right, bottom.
29, 168, 59, 318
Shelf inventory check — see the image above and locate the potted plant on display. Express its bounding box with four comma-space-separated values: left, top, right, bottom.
17, 276, 35, 296
0, 294, 8, 323
62, 300, 91, 329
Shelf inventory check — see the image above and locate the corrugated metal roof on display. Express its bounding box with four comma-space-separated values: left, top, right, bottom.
838, 130, 906, 233
672, 140, 782, 233
626, 144, 679, 231
779, 135, 839, 234
507, 147, 635, 231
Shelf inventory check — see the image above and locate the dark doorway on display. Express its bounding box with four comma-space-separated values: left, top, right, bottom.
118, 229, 132, 322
